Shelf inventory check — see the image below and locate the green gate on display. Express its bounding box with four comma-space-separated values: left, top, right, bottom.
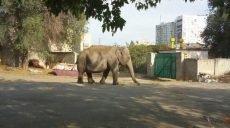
153, 53, 176, 79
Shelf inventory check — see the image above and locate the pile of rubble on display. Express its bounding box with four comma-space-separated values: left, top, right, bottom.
51, 63, 78, 76
198, 73, 218, 83
198, 72, 230, 83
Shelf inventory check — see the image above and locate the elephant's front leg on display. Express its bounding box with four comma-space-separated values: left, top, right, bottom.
86, 72, 95, 84
112, 66, 119, 85
100, 68, 110, 84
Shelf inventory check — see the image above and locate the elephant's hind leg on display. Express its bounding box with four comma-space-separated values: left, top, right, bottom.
100, 68, 110, 84
77, 72, 84, 83
87, 72, 95, 84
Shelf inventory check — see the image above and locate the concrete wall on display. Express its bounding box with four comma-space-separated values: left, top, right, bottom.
28, 52, 77, 69
214, 58, 230, 76
176, 52, 183, 80
197, 59, 215, 75
50, 52, 77, 64
146, 52, 156, 77
184, 59, 197, 81
160, 50, 208, 59
147, 51, 230, 81
182, 51, 208, 59
184, 58, 230, 81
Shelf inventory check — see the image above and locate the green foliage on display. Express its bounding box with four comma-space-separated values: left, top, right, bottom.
44, 12, 86, 52
127, 43, 170, 73
20, 14, 45, 51
0, 0, 46, 67
0, 23, 7, 45
202, 0, 230, 57
43, 0, 195, 34
0, 0, 86, 67
208, 0, 230, 20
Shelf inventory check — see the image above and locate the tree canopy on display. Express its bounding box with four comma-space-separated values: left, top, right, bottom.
43, 0, 195, 34
202, 0, 230, 57
0, 0, 86, 67
127, 42, 170, 73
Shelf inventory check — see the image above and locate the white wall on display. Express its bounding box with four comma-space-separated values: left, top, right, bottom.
215, 59, 230, 76
184, 58, 230, 81
182, 51, 208, 59
197, 59, 215, 75
146, 52, 156, 77
81, 33, 93, 51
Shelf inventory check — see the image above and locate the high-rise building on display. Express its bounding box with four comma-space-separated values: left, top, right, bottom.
156, 22, 176, 45
155, 15, 207, 46
175, 15, 207, 44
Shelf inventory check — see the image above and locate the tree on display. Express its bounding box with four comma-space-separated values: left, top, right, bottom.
0, 0, 45, 67
127, 43, 170, 73
44, 12, 86, 53
201, 0, 230, 57
43, 0, 195, 34
0, 0, 86, 68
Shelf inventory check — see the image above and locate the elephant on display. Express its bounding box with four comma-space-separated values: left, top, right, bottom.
76, 45, 140, 85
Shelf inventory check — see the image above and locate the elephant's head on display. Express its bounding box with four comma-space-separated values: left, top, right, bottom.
116, 47, 140, 85
116, 47, 131, 65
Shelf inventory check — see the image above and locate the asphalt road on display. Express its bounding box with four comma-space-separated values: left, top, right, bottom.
0, 73, 230, 128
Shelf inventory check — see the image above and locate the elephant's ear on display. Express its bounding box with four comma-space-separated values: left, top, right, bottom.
116, 48, 130, 65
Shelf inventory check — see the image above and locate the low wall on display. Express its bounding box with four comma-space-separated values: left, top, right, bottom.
215, 58, 230, 76
197, 59, 215, 75
184, 58, 230, 81
28, 52, 77, 69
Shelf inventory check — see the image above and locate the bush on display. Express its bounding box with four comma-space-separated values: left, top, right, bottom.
127, 44, 170, 74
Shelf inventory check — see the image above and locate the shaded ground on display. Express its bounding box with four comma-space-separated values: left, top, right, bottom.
0, 71, 230, 128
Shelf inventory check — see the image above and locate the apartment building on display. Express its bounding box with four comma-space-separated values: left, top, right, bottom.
155, 15, 207, 46
156, 22, 176, 45
176, 15, 207, 44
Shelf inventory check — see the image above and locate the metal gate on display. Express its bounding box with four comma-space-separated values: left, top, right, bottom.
153, 53, 176, 79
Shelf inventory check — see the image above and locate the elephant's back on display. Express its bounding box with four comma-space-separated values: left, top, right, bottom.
86, 46, 114, 54
85, 46, 115, 60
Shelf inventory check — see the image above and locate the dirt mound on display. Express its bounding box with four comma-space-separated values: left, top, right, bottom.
218, 75, 230, 83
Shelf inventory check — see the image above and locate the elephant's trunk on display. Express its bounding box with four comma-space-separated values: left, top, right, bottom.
127, 59, 140, 85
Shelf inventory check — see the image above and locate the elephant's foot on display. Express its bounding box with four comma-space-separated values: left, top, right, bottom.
112, 81, 119, 85
77, 77, 84, 83
88, 79, 95, 84
100, 79, 106, 84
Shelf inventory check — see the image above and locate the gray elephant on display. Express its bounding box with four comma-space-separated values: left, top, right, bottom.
77, 45, 140, 85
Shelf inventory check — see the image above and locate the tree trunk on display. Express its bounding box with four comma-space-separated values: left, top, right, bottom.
21, 50, 28, 69
14, 53, 20, 67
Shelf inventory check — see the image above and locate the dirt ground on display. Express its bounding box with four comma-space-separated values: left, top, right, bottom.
0, 68, 230, 128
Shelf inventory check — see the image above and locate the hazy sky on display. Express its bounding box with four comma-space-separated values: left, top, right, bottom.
88, 0, 209, 46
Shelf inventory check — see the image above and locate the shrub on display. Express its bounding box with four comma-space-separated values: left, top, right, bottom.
127, 44, 169, 74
